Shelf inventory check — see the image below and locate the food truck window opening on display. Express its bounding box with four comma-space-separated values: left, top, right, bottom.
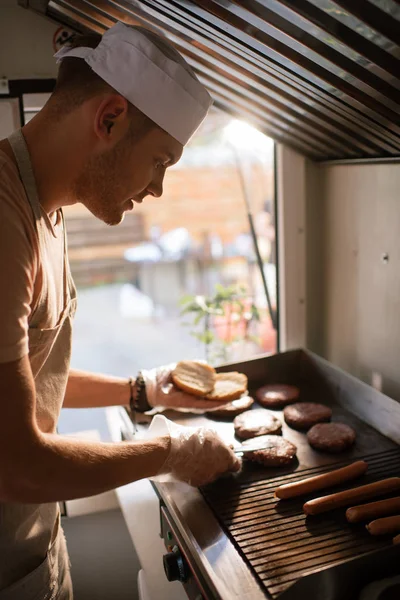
4, 81, 279, 373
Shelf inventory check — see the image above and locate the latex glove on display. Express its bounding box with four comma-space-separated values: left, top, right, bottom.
142, 363, 234, 412
147, 415, 241, 487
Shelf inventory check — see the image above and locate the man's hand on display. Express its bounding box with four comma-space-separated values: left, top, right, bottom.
142, 363, 232, 411
148, 415, 241, 487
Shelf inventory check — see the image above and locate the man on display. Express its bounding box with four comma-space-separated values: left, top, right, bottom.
0, 22, 240, 599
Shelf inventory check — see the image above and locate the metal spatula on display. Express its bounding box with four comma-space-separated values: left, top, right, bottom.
233, 440, 268, 455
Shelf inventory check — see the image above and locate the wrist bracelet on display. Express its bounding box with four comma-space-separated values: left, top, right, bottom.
127, 377, 137, 432
128, 372, 151, 414
128, 377, 135, 412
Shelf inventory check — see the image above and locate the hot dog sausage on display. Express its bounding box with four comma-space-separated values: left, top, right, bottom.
275, 461, 367, 500
366, 515, 400, 536
303, 477, 400, 516
346, 496, 400, 523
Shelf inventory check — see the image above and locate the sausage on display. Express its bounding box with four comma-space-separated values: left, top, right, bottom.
303, 477, 400, 516
346, 496, 400, 523
275, 460, 367, 500
393, 533, 400, 545
366, 515, 400, 536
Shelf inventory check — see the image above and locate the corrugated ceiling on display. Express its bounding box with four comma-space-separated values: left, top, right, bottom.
21, 0, 400, 160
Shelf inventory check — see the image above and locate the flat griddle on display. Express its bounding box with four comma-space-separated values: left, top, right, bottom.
147, 349, 400, 599
199, 350, 400, 598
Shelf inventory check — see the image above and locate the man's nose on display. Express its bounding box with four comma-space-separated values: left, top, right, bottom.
147, 173, 164, 198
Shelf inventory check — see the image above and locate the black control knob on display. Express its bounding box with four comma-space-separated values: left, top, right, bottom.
163, 545, 188, 583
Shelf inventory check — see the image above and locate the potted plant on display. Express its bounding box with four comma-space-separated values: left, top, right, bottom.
179, 283, 261, 365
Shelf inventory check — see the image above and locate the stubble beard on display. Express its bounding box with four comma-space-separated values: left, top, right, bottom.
72, 138, 131, 226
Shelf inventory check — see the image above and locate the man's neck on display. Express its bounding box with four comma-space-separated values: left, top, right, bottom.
20, 107, 91, 215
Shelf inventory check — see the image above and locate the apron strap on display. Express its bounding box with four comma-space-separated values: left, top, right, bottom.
8, 130, 42, 221
60, 210, 76, 303
7, 129, 75, 311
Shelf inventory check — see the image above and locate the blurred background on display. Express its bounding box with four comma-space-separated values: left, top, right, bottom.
38, 103, 279, 375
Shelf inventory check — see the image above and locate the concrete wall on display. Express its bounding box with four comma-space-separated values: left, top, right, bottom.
0, 98, 20, 137
0, 0, 58, 80
305, 159, 400, 402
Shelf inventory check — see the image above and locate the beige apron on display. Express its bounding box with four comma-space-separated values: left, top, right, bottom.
0, 130, 76, 599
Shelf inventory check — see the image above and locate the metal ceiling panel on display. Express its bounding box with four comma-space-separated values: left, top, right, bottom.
20, 0, 400, 160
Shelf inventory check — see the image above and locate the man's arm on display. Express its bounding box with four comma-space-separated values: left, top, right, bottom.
0, 357, 240, 503
64, 367, 236, 411
63, 369, 134, 408
0, 356, 169, 504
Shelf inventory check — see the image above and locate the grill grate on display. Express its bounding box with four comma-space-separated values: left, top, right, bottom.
201, 449, 400, 598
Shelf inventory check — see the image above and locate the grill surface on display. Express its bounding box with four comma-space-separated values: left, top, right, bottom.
202, 448, 400, 598
153, 351, 400, 600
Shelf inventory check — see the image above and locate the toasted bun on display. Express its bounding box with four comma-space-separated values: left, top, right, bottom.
206, 372, 248, 402
172, 361, 216, 396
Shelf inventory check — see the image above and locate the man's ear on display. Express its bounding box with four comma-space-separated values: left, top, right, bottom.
94, 94, 130, 145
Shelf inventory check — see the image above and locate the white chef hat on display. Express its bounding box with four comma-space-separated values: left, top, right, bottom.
54, 22, 213, 145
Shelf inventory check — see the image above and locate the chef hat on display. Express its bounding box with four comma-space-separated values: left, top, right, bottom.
54, 22, 213, 145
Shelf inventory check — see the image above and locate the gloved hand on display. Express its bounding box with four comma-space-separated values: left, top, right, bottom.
142, 363, 233, 412
147, 415, 241, 487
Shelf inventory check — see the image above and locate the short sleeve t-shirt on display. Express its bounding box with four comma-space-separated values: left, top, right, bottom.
0, 149, 65, 364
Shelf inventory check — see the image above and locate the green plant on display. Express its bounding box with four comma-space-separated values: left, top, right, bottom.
179, 283, 260, 365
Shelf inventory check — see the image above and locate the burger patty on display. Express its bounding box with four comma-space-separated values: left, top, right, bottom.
256, 384, 299, 409
234, 409, 282, 440
206, 395, 254, 419
307, 422, 356, 453
242, 435, 297, 467
283, 402, 332, 431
